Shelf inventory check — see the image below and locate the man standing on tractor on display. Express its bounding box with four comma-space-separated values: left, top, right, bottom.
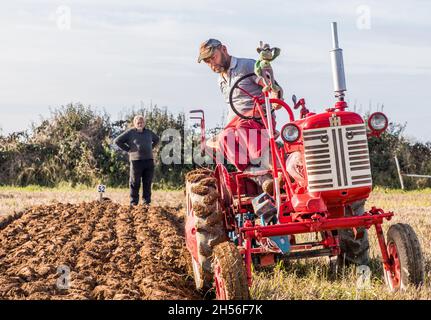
198, 38, 370, 267
197, 38, 283, 175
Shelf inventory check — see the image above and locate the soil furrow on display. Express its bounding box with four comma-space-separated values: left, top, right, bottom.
0, 201, 199, 300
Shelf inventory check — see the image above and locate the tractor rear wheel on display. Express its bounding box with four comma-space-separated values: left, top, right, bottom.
384, 223, 424, 291
213, 241, 250, 300
185, 169, 229, 292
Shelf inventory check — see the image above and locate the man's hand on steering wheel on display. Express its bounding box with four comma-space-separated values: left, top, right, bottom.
270, 90, 284, 110
257, 77, 284, 110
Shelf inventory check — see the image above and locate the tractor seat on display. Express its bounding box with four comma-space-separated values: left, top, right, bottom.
206, 135, 220, 150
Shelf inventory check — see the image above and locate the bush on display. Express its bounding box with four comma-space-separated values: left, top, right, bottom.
0, 103, 430, 190
368, 122, 431, 189
0, 103, 196, 189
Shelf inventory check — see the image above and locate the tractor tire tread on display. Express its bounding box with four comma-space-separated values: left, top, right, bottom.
213, 242, 250, 300
186, 169, 228, 291
387, 223, 424, 288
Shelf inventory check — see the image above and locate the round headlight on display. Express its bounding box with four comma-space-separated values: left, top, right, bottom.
368, 112, 388, 132
281, 124, 300, 142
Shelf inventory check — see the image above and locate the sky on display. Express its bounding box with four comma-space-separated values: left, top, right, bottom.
0, 0, 430, 141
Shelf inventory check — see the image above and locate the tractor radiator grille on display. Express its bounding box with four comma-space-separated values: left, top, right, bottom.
303, 123, 372, 192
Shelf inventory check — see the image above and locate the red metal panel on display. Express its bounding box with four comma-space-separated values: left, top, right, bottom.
241, 211, 393, 238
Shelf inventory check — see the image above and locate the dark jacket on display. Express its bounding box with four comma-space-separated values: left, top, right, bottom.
114, 128, 160, 161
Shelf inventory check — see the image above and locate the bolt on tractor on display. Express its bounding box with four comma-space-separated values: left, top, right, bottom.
185, 22, 424, 300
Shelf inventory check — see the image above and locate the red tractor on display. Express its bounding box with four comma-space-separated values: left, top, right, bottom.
185, 22, 424, 300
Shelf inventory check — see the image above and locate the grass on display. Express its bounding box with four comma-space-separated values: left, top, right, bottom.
0, 186, 430, 299
251, 189, 431, 300
0, 183, 181, 192
251, 260, 431, 299
0, 186, 184, 216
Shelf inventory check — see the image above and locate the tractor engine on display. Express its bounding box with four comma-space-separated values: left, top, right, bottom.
280, 109, 387, 211
301, 111, 372, 206
280, 22, 388, 211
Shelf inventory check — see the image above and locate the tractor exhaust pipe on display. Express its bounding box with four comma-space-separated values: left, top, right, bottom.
330, 22, 347, 101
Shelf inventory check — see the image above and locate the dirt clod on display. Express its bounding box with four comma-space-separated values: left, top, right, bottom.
0, 201, 200, 300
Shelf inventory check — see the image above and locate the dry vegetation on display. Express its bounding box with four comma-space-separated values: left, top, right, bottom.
252, 188, 431, 300
0, 186, 430, 300
0, 186, 184, 217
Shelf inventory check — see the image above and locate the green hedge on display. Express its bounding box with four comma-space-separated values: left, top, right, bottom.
0, 103, 430, 190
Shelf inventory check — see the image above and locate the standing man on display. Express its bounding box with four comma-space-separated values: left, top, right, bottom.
114, 115, 160, 206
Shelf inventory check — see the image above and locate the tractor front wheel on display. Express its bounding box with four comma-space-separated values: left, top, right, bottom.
213, 242, 250, 300
384, 223, 424, 291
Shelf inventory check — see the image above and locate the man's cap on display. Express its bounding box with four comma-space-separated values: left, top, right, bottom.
197, 38, 222, 63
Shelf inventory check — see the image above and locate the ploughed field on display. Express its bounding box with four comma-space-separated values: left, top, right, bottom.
0, 196, 199, 300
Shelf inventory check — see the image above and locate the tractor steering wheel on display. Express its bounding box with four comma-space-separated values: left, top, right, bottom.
229, 73, 294, 122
